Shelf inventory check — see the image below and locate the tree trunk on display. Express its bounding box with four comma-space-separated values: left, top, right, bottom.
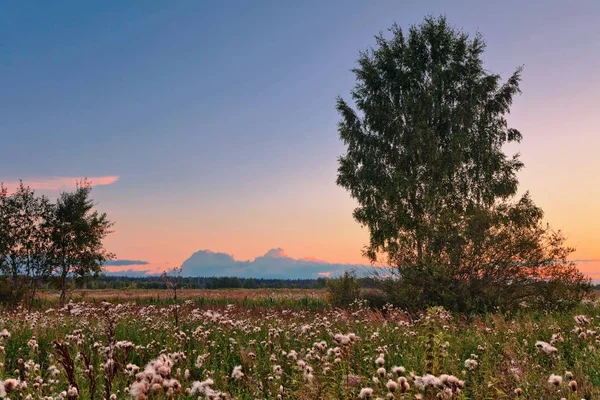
59, 269, 68, 305
28, 279, 38, 311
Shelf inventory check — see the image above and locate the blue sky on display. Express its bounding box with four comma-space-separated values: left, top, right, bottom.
1, 1, 599, 278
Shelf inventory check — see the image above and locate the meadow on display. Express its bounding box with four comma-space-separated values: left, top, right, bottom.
1, 290, 599, 399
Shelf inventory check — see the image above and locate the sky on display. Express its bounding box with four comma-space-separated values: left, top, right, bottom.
1, 1, 599, 278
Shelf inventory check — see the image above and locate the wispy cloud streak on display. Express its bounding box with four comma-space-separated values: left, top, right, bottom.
104, 259, 149, 267
0, 176, 119, 192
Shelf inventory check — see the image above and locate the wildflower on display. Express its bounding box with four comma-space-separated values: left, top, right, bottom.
126, 363, 140, 376
550, 333, 564, 344
392, 366, 405, 375
231, 365, 244, 380
566, 371, 574, 380
358, 387, 373, 398
190, 378, 214, 395
67, 386, 78, 397
273, 365, 283, 376
49, 365, 61, 377
397, 376, 410, 392
569, 380, 577, 392
196, 354, 207, 369
548, 374, 562, 386
303, 365, 314, 379
535, 341, 558, 355
3, 379, 19, 393
414, 374, 442, 390
375, 355, 385, 366
440, 374, 463, 389
464, 358, 478, 370
377, 367, 386, 377
386, 379, 397, 392
333, 333, 350, 345
313, 341, 327, 351
0, 329, 10, 339
514, 388, 523, 396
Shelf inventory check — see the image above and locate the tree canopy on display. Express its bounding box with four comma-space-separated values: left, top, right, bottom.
336, 16, 590, 312
0, 180, 114, 305
50, 180, 115, 303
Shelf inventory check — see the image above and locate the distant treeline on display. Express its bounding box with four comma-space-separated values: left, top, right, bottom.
90, 276, 326, 290
85, 276, 382, 290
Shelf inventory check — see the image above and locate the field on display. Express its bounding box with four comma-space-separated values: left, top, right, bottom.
37, 288, 327, 306
1, 290, 599, 399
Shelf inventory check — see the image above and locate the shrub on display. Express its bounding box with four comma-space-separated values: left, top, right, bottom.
326, 271, 361, 308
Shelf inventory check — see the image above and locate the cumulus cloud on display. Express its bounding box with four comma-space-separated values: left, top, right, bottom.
178, 248, 369, 279
102, 251, 600, 281
263, 248, 288, 258
0, 176, 119, 192
104, 259, 149, 266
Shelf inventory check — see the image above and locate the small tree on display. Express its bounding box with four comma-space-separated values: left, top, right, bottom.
161, 266, 182, 326
50, 179, 115, 304
0, 184, 11, 302
326, 271, 361, 308
0, 182, 54, 307
336, 16, 590, 312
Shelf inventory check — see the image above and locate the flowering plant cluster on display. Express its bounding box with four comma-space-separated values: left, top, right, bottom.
0, 297, 599, 399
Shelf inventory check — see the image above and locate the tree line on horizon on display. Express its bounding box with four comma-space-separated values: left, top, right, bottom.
85, 275, 332, 290
0, 180, 114, 306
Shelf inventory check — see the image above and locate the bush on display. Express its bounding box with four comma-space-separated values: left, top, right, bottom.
360, 288, 390, 309
326, 271, 361, 308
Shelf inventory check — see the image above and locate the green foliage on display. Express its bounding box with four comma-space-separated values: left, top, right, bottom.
336, 16, 590, 312
49, 179, 115, 304
326, 271, 361, 307
359, 288, 389, 309
0, 182, 54, 307
0, 179, 114, 306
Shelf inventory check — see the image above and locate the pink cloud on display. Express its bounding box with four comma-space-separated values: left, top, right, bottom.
318, 272, 331, 277
1, 176, 119, 192
262, 248, 288, 258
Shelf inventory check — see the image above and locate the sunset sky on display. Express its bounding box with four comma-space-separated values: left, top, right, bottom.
2, 1, 599, 278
